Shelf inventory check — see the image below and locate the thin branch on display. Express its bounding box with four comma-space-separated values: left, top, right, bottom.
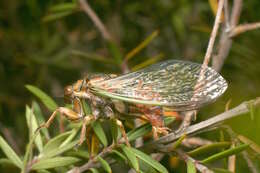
202, 0, 224, 68
212, 0, 243, 71
242, 151, 258, 173
79, 0, 112, 41
229, 22, 260, 37
146, 97, 260, 145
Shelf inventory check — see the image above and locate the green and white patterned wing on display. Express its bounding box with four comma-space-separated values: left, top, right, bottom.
90, 60, 228, 111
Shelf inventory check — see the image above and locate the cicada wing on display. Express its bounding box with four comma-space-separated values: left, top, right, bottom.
90, 60, 228, 111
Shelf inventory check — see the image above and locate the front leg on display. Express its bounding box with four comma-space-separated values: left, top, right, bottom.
141, 106, 171, 139
36, 107, 82, 132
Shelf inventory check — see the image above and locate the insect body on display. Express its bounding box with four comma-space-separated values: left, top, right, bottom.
38, 60, 228, 146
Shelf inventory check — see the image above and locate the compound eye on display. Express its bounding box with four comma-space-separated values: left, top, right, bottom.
64, 85, 73, 104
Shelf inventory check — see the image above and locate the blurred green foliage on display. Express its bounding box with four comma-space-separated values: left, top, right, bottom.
0, 0, 260, 172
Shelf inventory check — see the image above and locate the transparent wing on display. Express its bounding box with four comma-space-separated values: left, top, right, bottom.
90, 60, 228, 111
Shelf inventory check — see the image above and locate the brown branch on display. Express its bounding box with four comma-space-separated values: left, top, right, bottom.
79, 0, 112, 41
229, 22, 260, 37
212, 0, 243, 71
146, 97, 260, 145
202, 0, 224, 68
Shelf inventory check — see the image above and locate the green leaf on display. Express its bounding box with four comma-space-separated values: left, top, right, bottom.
31, 157, 80, 170
97, 156, 112, 173
0, 136, 22, 169
130, 147, 168, 173
111, 149, 127, 162
187, 160, 196, 173
106, 41, 123, 65
42, 140, 79, 158
49, 2, 78, 13
110, 119, 119, 142
60, 128, 79, 148
92, 121, 108, 147
32, 101, 50, 139
71, 50, 116, 64
131, 53, 164, 71
127, 117, 175, 142
0, 158, 16, 165
89, 168, 100, 173
25, 105, 43, 152
187, 142, 231, 157
170, 134, 186, 150
121, 145, 139, 171
23, 133, 38, 172
41, 130, 73, 156
42, 11, 76, 22
201, 144, 249, 164
66, 150, 89, 159
238, 135, 260, 154
125, 30, 159, 61
25, 85, 57, 111
127, 123, 152, 142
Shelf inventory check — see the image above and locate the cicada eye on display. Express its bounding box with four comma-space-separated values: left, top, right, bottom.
64, 85, 73, 103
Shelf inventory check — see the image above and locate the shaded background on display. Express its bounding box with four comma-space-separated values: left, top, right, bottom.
0, 0, 260, 172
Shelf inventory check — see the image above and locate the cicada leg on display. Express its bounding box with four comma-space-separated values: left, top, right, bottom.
114, 119, 130, 147
140, 106, 172, 139
36, 107, 82, 132
175, 111, 197, 134
78, 116, 94, 146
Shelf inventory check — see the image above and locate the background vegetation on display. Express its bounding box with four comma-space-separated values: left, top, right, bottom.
0, 0, 260, 172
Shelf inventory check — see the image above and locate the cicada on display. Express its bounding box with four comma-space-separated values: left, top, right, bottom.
37, 60, 227, 146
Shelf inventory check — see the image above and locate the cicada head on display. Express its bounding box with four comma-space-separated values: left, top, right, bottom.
64, 79, 88, 103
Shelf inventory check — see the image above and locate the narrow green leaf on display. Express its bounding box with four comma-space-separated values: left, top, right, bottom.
110, 120, 119, 142
212, 168, 232, 173
106, 41, 123, 64
49, 2, 77, 12
43, 140, 79, 158
60, 128, 79, 148
92, 121, 108, 147
41, 130, 73, 156
32, 101, 50, 139
71, 50, 115, 64
97, 156, 112, 173
127, 123, 152, 142
130, 147, 168, 173
238, 135, 260, 154
0, 158, 15, 165
111, 149, 127, 162
121, 145, 139, 171
201, 144, 249, 164
89, 168, 100, 173
187, 160, 196, 173
26, 105, 43, 152
25, 85, 57, 111
31, 157, 80, 170
127, 117, 175, 142
171, 134, 186, 150
66, 150, 89, 159
187, 142, 231, 157
125, 30, 159, 61
0, 136, 22, 169
23, 133, 38, 172
42, 11, 76, 23
81, 99, 92, 115
131, 53, 164, 71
